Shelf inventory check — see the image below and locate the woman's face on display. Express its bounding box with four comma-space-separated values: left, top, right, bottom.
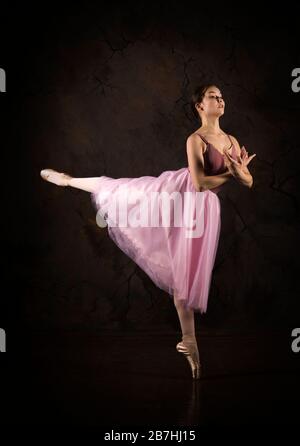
197, 87, 225, 117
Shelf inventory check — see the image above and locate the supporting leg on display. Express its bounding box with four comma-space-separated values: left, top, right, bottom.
174, 293, 201, 379
174, 293, 196, 343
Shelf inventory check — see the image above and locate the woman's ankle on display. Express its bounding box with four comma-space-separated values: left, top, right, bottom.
66, 176, 73, 187
182, 334, 197, 344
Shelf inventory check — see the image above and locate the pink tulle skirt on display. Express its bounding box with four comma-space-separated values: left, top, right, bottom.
91, 167, 221, 313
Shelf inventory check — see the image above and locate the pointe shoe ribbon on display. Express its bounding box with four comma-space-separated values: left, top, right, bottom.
40, 169, 72, 186
176, 341, 202, 379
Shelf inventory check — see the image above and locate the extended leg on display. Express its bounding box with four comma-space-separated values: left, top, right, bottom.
68, 177, 102, 193
40, 169, 102, 193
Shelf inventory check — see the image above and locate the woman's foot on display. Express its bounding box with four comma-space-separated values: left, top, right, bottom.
176, 336, 202, 379
40, 169, 72, 186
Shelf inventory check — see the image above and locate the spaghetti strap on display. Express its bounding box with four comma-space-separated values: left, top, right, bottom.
196, 132, 232, 148
227, 134, 233, 147
195, 133, 209, 144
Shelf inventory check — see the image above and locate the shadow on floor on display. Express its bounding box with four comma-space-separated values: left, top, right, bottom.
1, 329, 300, 425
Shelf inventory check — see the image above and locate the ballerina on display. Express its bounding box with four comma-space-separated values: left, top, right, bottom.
40, 84, 256, 379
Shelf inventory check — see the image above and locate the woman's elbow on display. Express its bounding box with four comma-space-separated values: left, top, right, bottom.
198, 177, 208, 191
190, 172, 206, 192
192, 183, 201, 192
192, 182, 204, 192
196, 182, 207, 192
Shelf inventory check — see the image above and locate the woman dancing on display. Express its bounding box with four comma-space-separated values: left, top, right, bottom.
40, 84, 256, 380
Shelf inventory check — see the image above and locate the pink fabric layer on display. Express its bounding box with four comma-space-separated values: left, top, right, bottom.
91, 166, 221, 313
91, 134, 237, 313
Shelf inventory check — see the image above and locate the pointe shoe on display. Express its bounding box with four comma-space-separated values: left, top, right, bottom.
40, 169, 72, 186
176, 340, 202, 379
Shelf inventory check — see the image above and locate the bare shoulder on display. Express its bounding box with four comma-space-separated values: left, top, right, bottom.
187, 131, 205, 143
228, 134, 241, 155
186, 132, 206, 153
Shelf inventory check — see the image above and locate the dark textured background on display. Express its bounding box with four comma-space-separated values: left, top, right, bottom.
1, 1, 300, 335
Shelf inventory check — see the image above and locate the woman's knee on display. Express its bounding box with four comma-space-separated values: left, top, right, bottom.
174, 295, 185, 309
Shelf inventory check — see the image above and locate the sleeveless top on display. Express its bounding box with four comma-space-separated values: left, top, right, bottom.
188, 132, 238, 194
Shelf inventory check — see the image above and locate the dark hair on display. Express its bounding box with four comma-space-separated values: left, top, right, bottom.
190, 84, 219, 121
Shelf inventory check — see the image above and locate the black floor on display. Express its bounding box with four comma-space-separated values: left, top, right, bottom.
1, 329, 300, 426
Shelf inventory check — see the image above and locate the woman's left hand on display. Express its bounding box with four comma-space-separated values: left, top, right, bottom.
239, 146, 256, 168
223, 149, 243, 177
223, 146, 256, 177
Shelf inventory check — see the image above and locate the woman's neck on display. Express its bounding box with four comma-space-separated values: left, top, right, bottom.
199, 119, 223, 135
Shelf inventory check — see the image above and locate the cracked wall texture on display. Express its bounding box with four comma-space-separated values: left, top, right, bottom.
7, 3, 300, 332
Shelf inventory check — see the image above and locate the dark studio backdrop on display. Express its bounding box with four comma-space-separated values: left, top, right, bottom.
1, 0, 300, 427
